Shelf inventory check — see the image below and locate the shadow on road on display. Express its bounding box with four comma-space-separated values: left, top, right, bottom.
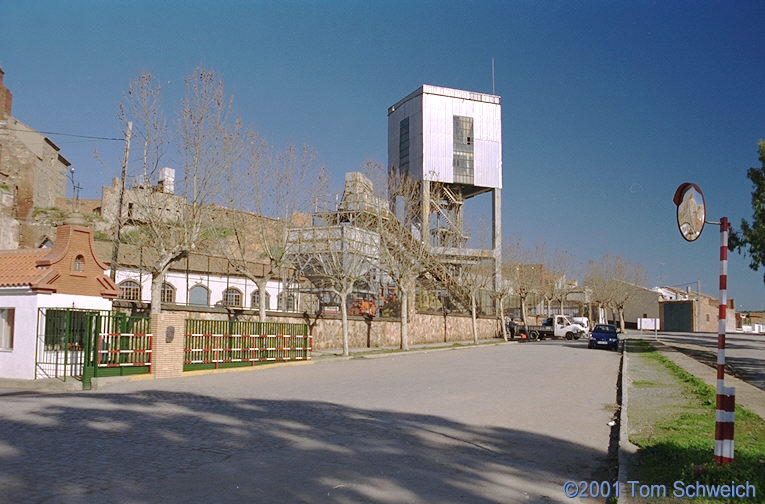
1, 389, 611, 503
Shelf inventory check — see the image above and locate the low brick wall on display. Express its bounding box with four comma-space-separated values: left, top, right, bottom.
158, 305, 501, 350
151, 311, 186, 378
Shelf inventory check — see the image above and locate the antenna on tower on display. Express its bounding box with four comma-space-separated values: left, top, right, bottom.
491, 57, 495, 94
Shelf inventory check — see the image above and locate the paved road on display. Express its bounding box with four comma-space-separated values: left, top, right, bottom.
636, 331, 765, 391
0, 340, 620, 504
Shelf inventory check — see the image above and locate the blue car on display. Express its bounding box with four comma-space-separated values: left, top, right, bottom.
588, 324, 619, 350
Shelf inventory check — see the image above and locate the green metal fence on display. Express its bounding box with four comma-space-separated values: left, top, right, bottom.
36, 309, 152, 389
184, 319, 311, 371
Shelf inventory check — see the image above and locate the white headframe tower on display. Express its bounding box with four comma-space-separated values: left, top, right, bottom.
388, 85, 502, 288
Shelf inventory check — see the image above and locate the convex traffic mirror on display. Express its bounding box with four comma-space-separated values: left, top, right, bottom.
673, 182, 706, 242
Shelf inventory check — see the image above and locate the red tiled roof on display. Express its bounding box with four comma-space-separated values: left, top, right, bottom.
0, 249, 57, 291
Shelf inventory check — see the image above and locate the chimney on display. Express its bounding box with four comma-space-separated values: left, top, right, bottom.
0, 67, 12, 119
158, 167, 175, 194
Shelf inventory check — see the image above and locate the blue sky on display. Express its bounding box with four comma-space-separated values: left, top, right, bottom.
1, 0, 764, 309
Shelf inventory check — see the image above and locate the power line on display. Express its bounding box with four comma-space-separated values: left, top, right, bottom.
2, 127, 122, 141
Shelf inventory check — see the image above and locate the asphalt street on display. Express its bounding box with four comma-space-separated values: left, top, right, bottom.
0, 340, 621, 504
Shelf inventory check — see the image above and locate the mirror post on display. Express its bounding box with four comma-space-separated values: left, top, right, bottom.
715, 216, 735, 465
673, 183, 734, 465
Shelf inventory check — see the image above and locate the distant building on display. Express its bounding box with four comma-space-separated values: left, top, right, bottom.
658, 291, 736, 333
98, 167, 181, 231
0, 67, 70, 248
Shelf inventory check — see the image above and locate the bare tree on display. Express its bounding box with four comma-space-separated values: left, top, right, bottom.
491, 259, 515, 341
607, 255, 648, 332
456, 258, 494, 344
539, 269, 555, 316
584, 255, 612, 325
585, 253, 647, 331
372, 169, 427, 350
120, 67, 241, 314
219, 140, 327, 321
505, 238, 545, 329
548, 249, 574, 314
118, 72, 168, 184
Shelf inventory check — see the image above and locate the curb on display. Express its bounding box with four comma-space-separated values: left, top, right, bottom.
0, 377, 82, 393
89, 360, 316, 390
617, 340, 639, 503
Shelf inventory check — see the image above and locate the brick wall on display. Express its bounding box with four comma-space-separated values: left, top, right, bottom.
158, 304, 501, 350
151, 312, 186, 378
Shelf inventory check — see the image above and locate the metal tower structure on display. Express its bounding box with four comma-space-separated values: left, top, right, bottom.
387, 85, 503, 291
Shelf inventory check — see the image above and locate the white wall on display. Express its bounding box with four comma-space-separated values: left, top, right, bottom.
0, 289, 113, 380
109, 267, 285, 310
0, 288, 39, 379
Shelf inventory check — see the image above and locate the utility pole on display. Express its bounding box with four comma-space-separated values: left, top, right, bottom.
697, 279, 701, 332
110, 121, 132, 282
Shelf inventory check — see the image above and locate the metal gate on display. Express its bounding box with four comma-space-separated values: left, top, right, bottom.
662, 301, 693, 332
36, 309, 152, 389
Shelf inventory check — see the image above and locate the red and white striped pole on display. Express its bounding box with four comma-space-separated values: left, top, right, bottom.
714, 217, 735, 465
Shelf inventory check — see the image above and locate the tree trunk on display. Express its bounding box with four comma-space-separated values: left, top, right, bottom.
256, 277, 269, 323
471, 294, 478, 344
618, 307, 626, 333
150, 272, 163, 315
400, 289, 409, 350
340, 292, 350, 357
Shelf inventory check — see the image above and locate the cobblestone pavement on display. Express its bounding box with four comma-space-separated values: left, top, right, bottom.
0, 340, 621, 504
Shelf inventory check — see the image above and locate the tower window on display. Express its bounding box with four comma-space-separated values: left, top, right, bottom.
399, 117, 410, 177
453, 116, 474, 184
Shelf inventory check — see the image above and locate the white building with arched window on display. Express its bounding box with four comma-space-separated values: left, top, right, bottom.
94, 242, 301, 314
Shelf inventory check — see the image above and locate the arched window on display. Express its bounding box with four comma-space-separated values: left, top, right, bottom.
118, 280, 141, 301
189, 285, 209, 306
161, 282, 175, 303
222, 287, 242, 307
251, 289, 270, 310
278, 293, 296, 312
73, 255, 85, 272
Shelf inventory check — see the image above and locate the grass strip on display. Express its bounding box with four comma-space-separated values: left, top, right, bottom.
629, 340, 765, 503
